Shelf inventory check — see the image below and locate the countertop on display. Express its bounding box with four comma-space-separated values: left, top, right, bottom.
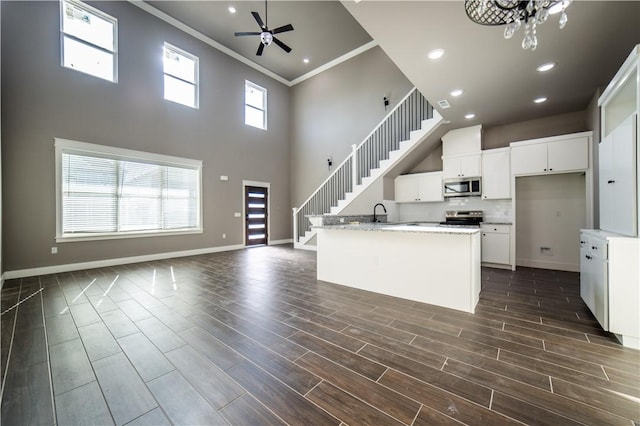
481, 221, 513, 225
314, 222, 480, 235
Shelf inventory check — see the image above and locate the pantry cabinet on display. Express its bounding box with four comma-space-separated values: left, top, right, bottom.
510, 134, 589, 176
598, 44, 639, 237
599, 114, 637, 236
395, 171, 443, 202
481, 148, 510, 199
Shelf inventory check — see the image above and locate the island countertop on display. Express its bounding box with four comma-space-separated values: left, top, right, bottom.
313, 222, 480, 235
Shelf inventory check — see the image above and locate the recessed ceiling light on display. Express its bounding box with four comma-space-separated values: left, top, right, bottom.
536, 62, 556, 72
303, 58, 310, 64
534, 97, 548, 104
228, 6, 236, 14
465, 113, 476, 119
450, 89, 464, 97
428, 49, 445, 60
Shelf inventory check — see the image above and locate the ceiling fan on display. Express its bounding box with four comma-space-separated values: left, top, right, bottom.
234, 0, 294, 56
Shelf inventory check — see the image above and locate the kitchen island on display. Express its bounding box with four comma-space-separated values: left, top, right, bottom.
316, 223, 481, 313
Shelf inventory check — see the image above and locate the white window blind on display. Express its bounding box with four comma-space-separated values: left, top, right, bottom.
56, 139, 202, 241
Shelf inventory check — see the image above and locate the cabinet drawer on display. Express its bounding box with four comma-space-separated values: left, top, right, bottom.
589, 238, 608, 260
481, 224, 510, 234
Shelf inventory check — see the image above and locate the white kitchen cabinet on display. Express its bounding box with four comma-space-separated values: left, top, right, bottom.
481, 224, 511, 266
395, 171, 443, 202
599, 114, 637, 236
481, 148, 511, 199
443, 154, 481, 179
580, 229, 640, 349
441, 125, 482, 156
511, 134, 589, 176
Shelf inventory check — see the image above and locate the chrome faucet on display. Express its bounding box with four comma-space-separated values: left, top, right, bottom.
373, 203, 387, 223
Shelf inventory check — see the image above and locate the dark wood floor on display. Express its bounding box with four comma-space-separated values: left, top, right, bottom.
1, 245, 639, 425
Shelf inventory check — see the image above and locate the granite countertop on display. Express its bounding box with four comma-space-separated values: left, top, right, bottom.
481, 221, 513, 225
314, 222, 480, 235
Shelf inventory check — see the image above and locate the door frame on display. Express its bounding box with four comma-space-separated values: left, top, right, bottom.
242, 180, 271, 246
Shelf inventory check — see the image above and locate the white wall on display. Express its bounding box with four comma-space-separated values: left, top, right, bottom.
515, 173, 586, 272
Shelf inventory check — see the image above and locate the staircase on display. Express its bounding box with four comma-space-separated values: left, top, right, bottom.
292, 87, 444, 249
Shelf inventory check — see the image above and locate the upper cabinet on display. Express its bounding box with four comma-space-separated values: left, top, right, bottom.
443, 154, 481, 179
441, 125, 482, 156
442, 125, 482, 179
510, 133, 590, 176
481, 148, 510, 199
598, 44, 639, 237
395, 171, 443, 203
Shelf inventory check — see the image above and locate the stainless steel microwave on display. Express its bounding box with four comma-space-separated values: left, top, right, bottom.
443, 177, 481, 198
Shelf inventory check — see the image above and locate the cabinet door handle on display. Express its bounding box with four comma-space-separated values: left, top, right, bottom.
549, 168, 553, 171
482, 233, 486, 236
544, 168, 547, 171
580, 240, 586, 244
585, 255, 592, 260
592, 246, 597, 250
607, 180, 615, 184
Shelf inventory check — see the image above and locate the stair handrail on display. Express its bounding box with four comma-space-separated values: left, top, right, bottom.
293, 87, 418, 213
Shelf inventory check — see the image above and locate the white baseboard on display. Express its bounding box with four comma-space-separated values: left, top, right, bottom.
295, 244, 317, 252
270, 239, 293, 245
516, 258, 579, 272
1, 273, 4, 290
3, 243, 247, 280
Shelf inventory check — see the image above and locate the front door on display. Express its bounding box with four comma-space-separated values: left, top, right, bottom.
245, 185, 268, 246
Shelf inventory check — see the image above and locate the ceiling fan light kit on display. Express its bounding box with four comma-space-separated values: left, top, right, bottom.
464, 0, 572, 51
234, 0, 294, 56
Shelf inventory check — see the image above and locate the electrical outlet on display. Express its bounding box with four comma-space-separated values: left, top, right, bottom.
51, 247, 58, 254
234, 212, 241, 218
222, 233, 226, 239
540, 247, 553, 256
340, 218, 345, 223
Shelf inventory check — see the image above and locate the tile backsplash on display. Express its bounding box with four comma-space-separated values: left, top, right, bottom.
388, 198, 513, 223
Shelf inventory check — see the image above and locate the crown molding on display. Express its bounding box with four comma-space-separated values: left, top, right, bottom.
128, 1, 376, 87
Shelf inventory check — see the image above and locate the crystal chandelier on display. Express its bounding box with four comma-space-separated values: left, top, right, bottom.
464, 0, 572, 51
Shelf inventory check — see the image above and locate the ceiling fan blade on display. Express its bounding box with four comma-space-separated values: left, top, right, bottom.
272, 37, 292, 53
234, 31, 262, 36
256, 42, 265, 56
272, 24, 294, 34
251, 11, 265, 29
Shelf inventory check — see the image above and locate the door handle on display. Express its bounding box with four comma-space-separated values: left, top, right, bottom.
607, 180, 615, 184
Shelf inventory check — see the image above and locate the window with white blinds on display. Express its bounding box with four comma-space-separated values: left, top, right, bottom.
55, 138, 202, 241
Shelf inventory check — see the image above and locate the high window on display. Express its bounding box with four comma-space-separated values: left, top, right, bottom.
55, 138, 202, 242
163, 43, 199, 109
60, 0, 117, 82
245, 81, 267, 130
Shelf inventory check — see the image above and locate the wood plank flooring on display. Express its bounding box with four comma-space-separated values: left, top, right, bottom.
1, 245, 638, 425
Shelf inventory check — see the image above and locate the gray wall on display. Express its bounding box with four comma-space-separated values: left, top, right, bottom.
290, 46, 412, 206
1, 1, 291, 271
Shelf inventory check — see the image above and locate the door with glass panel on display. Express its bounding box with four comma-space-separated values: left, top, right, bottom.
245, 186, 268, 246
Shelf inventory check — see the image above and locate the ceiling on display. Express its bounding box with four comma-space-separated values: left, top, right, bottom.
144, 1, 640, 128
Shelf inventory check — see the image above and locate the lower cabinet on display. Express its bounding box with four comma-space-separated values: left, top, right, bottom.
580, 229, 640, 349
481, 224, 511, 266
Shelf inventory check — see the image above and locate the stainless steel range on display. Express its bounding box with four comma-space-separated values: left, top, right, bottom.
439, 210, 483, 228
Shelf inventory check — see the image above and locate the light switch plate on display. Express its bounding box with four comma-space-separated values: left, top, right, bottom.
234, 212, 241, 217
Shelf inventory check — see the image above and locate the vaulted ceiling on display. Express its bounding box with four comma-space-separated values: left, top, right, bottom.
144, 1, 640, 127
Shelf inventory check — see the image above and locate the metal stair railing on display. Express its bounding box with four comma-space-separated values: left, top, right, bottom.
292, 87, 433, 243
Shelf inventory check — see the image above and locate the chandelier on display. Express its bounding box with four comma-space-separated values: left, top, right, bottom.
464, 0, 572, 51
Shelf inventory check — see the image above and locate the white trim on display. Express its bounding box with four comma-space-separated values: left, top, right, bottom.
289, 41, 378, 86
270, 239, 293, 245
598, 45, 639, 108
127, 1, 377, 87
3, 244, 246, 280
242, 180, 271, 246
55, 137, 204, 241
245, 80, 267, 130
163, 41, 199, 109
296, 244, 317, 252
